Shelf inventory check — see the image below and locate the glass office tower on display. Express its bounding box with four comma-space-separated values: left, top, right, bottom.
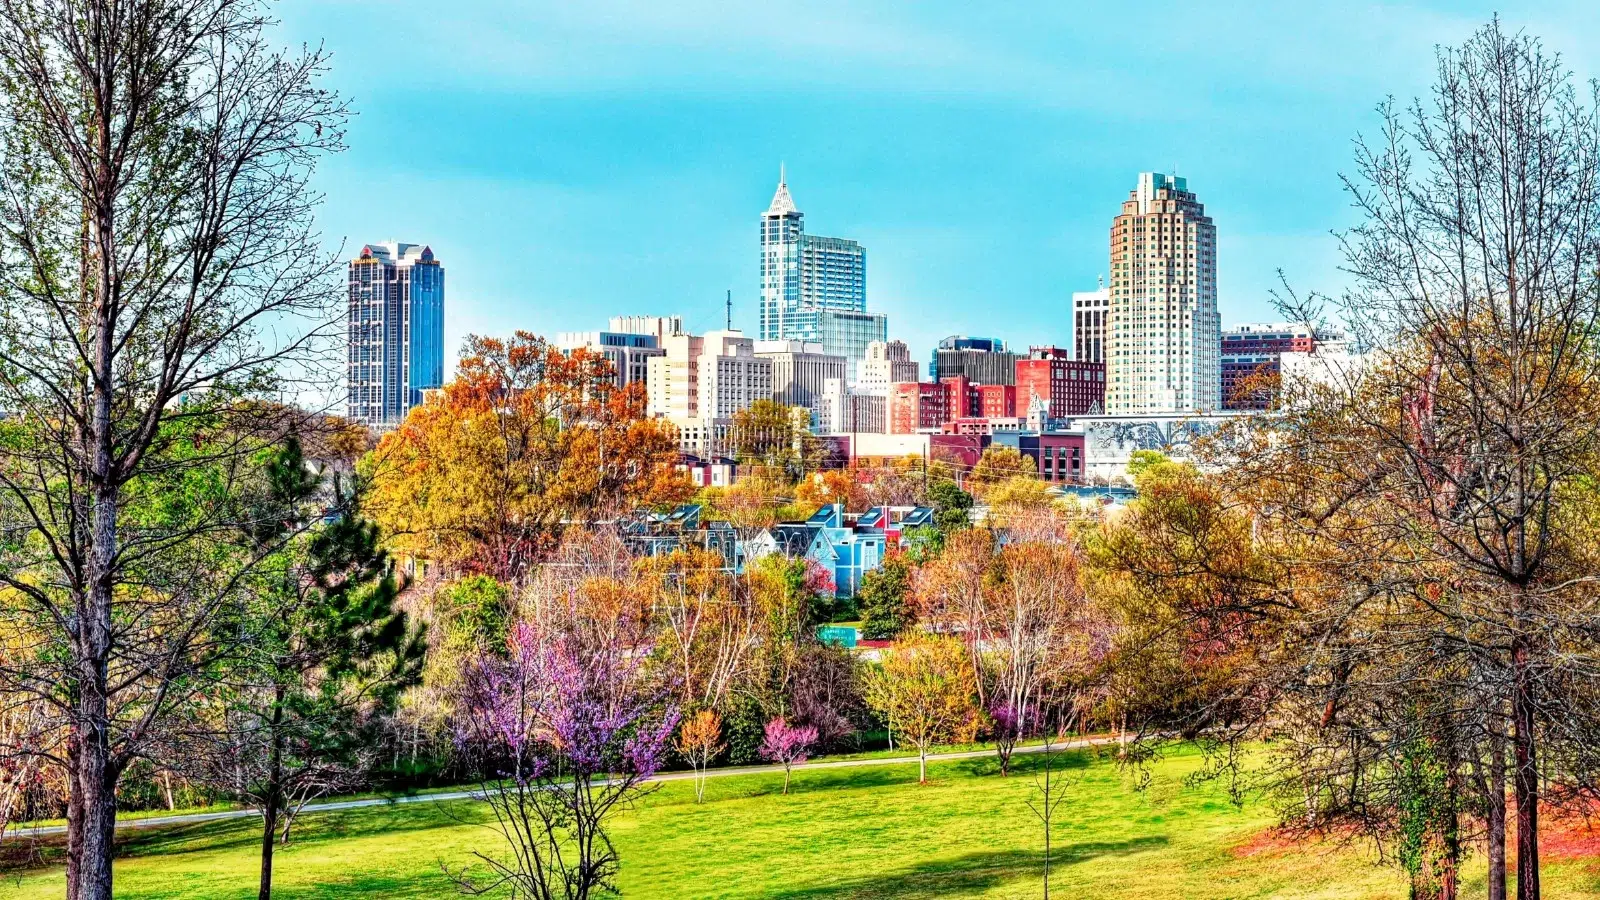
347, 241, 445, 428
759, 172, 868, 344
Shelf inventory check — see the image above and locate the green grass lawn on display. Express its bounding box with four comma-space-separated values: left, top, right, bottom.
6, 746, 1600, 899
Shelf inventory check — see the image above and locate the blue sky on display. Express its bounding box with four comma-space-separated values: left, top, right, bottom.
278, 1, 1598, 371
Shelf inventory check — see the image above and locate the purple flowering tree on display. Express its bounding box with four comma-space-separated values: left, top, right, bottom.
989, 701, 1030, 777
758, 718, 818, 795
451, 620, 677, 900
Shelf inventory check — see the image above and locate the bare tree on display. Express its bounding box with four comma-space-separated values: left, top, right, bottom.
0, 2, 345, 898
1026, 720, 1072, 900
1206, 19, 1600, 900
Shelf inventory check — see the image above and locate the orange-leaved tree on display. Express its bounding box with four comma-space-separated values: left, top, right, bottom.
364, 332, 692, 580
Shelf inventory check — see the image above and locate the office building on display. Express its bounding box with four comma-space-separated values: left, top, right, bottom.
818, 309, 888, 380
1220, 323, 1338, 410
756, 340, 847, 425
648, 330, 773, 455
887, 376, 1016, 435
930, 335, 1006, 382
346, 242, 444, 428
857, 340, 919, 393
819, 378, 888, 434
1105, 172, 1221, 414
759, 172, 867, 341
555, 330, 664, 390
609, 315, 683, 342
1014, 346, 1106, 418
1072, 287, 1110, 364
933, 342, 1020, 387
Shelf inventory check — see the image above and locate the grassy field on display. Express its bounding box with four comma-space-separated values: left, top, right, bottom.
5, 746, 1600, 899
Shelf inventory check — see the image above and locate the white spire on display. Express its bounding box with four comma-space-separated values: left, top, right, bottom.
766, 164, 798, 216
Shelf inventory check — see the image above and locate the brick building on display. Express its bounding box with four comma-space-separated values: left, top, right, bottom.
1014, 346, 1106, 419
888, 376, 1016, 434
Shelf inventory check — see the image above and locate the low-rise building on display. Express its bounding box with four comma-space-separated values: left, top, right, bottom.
748, 504, 934, 597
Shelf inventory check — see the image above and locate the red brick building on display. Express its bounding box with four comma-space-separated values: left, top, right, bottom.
1013, 347, 1106, 418
888, 376, 1016, 434
974, 383, 1017, 419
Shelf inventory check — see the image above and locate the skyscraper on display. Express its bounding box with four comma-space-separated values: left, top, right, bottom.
346, 242, 444, 428
1105, 173, 1220, 414
758, 171, 870, 364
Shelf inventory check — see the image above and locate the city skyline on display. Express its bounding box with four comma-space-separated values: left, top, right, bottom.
278, 1, 1599, 375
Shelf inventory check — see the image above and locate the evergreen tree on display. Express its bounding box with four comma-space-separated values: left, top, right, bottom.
238, 439, 426, 900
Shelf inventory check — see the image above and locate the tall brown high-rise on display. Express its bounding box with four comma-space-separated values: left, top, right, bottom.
1105, 173, 1220, 414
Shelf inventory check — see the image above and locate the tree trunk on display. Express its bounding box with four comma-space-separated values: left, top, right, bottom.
74, 696, 116, 900
66, 732, 82, 900
1488, 729, 1508, 900
918, 749, 927, 784
1513, 639, 1539, 900
74, 82, 124, 900
260, 691, 285, 900
1441, 744, 1461, 900
1042, 747, 1052, 900
77, 495, 120, 900
259, 798, 279, 900
162, 771, 176, 811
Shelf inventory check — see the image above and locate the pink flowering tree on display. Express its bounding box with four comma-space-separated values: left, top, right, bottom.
758, 718, 818, 795
451, 620, 677, 899
988, 701, 1030, 777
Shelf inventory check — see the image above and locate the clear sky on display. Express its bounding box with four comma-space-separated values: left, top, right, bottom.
277, 0, 1598, 371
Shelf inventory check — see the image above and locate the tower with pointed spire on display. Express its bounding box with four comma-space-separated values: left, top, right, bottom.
757, 169, 877, 380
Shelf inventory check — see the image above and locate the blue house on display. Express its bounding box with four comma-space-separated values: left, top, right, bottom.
748, 504, 931, 598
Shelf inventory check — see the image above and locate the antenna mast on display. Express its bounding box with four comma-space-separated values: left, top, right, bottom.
726, 289, 732, 330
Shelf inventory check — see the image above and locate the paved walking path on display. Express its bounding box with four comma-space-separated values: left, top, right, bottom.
6, 736, 1116, 841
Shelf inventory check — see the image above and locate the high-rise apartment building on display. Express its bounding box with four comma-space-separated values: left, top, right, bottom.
346, 242, 445, 428
759, 172, 871, 351
1071, 287, 1110, 364
1105, 173, 1220, 414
